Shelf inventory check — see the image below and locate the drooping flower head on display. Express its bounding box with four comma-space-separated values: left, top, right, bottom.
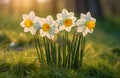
20, 11, 41, 35
57, 9, 76, 32
76, 12, 96, 36
40, 15, 59, 40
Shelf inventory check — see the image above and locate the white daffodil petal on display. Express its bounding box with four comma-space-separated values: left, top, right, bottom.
34, 16, 40, 22
76, 19, 86, 26
22, 14, 29, 20
40, 30, 46, 37
54, 21, 59, 27
29, 11, 35, 17
47, 15, 53, 21
39, 18, 46, 25
72, 23, 76, 27
82, 31, 88, 37
77, 26, 85, 33
69, 12, 74, 17
86, 27, 93, 33
50, 35, 54, 40
24, 28, 30, 32
86, 12, 91, 21
54, 28, 59, 33
62, 9, 68, 14
57, 14, 62, 20
20, 21, 25, 28
59, 25, 65, 31
89, 29, 93, 33
65, 27, 72, 32
47, 16, 54, 25
80, 13, 86, 19
71, 17, 77, 22
46, 34, 54, 40
82, 28, 89, 37
30, 27, 36, 35
46, 33, 50, 39
90, 17, 96, 22
29, 11, 35, 20
86, 12, 91, 17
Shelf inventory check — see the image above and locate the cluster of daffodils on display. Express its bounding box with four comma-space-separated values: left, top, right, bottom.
20, 9, 96, 39
20, 9, 96, 69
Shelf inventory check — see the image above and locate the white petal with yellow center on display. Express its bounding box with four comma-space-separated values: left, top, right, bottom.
57, 9, 76, 32
76, 12, 96, 36
40, 15, 58, 40
20, 11, 41, 35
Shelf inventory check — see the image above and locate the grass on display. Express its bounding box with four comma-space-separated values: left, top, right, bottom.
0, 14, 120, 78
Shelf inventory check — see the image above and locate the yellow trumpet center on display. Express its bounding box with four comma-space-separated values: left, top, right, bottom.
42, 23, 51, 32
64, 19, 72, 27
86, 21, 95, 30
24, 19, 33, 27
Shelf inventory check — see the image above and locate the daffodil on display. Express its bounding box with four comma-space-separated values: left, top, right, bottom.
20, 11, 41, 35
40, 15, 59, 40
76, 12, 96, 36
57, 9, 76, 32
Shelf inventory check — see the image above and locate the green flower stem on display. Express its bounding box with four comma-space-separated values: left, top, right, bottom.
34, 35, 41, 64
73, 33, 82, 69
36, 33, 44, 64
70, 27, 78, 69
43, 37, 50, 65
71, 34, 79, 68
47, 39, 54, 65
62, 35, 67, 68
79, 35, 85, 68
57, 34, 62, 67
65, 31, 71, 69
50, 40, 56, 65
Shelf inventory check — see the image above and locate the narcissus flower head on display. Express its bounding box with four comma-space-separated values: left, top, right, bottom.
40, 15, 59, 40
76, 12, 96, 37
20, 11, 41, 35
57, 9, 76, 32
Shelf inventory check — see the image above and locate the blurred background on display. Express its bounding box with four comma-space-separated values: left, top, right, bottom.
0, 0, 120, 78
0, 0, 120, 19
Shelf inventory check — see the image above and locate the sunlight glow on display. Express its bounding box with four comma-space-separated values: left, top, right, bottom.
37, 0, 50, 3
3, 0, 10, 4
